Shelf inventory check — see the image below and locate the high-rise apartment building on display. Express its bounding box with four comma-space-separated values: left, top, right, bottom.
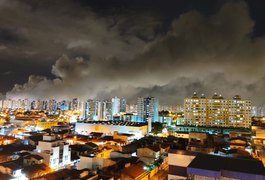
184, 92, 251, 128
120, 98, 127, 113
48, 99, 57, 112
84, 99, 112, 121
71, 98, 79, 110
137, 97, 159, 122
58, 100, 70, 111
84, 99, 97, 120
137, 97, 145, 121
111, 96, 120, 118
252, 106, 265, 117
103, 100, 112, 120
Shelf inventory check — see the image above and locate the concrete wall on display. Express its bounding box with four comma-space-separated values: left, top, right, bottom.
75, 123, 147, 138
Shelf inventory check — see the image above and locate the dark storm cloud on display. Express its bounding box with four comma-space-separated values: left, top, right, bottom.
0, 0, 161, 92
4, 1, 265, 105
0, 28, 27, 44
0, 0, 159, 59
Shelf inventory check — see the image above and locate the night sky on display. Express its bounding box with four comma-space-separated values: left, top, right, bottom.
1, 0, 265, 105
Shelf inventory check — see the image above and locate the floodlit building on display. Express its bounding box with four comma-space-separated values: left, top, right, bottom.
75, 121, 148, 138
184, 93, 251, 128
35, 135, 71, 169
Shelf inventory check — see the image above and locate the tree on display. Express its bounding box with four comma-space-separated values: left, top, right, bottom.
152, 122, 163, 135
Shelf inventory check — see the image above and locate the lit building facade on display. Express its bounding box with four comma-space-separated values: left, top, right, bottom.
137, 97, 159, 122
35, 135, 71, 169
103, 100, 112, 120
36, 121, 58, 131
120, 98, 127, 113
71, 98, 79, 110
111, 96, 120, 118
75, 121, 148, 138
184, 93, 251, 128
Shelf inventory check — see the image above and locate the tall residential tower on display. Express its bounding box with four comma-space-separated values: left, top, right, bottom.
137, 97, 159, 122
184, 92, 251, 128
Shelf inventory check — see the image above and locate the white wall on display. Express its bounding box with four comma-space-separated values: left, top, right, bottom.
75, 123, 147, 138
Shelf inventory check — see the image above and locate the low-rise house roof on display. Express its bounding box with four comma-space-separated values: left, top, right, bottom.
0, 161, 22, 170
85, 142, 98, 149
146, 145, 160, 152
24, 154, 43, 161
122, 164, 149, 179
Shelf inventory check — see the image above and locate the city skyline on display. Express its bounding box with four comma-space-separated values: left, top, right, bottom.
1, 0, 265, 105
1, 1, 265, 179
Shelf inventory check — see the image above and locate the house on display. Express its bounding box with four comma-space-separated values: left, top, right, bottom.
121, 164, 150, 180
28, 135, 43, 146
0, 144, 34, 163
137, 145, 160, 159
70, 144, 94, 157
0, 152, 49, 179
122, 142, 139, 154
89, 132, 104, 139
187, 153, 265, 180
77, 155, 116, 170
160, 143, 170, 154
0, 161, 24, 179
187, 132, 214, 153
113, 131, 135, 144
23, 154, 43, 166
229, 137, 248, 150
23, 163, 51, 179
188, 132, 208, 145
110, 151, 131, 159
137, 145, 161, 165
32, 168, 98, 180
85, 142, 99, 151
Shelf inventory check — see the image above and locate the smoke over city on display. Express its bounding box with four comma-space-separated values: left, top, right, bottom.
1, 1, 265, 105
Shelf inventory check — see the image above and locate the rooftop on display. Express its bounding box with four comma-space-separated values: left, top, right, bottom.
24, 154, 43, 160
146, 145, 161, 152
32, 168, 97, 180
81, 120, 147, 127
123, 164, 149, 179
23, 164, 51, 176
0, 161, 22, 170
188, 153, 265, 176
168, 149, 199, 156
